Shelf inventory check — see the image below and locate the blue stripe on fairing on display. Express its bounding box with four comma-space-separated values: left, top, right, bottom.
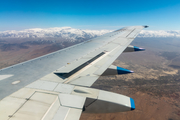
130, 98, 135, 110
117, 66, 133, 74
134, 46, 145, 51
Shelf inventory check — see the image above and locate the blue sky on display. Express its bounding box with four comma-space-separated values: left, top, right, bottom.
0, 0, 180, 31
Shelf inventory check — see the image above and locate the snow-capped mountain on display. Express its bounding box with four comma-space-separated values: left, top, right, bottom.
0, 27, 180, 41
0, 27, 112, 41
138, 30, 180, 38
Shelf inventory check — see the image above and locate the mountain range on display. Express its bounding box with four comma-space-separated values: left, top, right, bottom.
0, 27, 111, 41
139, 30, 180, 38
0, 27, 180, 41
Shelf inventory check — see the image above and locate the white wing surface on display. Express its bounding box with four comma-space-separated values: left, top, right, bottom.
0, 26, 147, 120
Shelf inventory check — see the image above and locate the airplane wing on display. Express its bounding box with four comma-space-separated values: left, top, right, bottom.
0, 26, 147, 120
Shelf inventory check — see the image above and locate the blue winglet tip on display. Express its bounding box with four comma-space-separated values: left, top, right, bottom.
130, 98, 135, 110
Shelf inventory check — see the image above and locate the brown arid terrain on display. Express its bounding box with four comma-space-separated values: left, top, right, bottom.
81, 52, 180, 120
0, 38, 82, 68
0, 37, 180, 120
80, 37, 180, 120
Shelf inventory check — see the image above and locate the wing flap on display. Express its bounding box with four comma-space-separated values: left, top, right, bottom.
69, 76, 99, 87
4, 91, 60, 120
66, 38, 130, 86
0, 87, 85, 120
0, 97, 26, 120
59, 93, 86, 109
53, 106, 82, 120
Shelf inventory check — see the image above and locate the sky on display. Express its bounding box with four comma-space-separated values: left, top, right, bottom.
0, 0, 180, 31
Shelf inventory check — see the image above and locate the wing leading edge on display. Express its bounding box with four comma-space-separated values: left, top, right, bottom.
0, 26, 147, 120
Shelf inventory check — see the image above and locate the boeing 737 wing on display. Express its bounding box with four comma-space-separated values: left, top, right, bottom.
0, 26, 147, 120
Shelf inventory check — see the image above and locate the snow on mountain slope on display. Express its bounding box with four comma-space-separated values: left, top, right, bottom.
0, 27, 112, 41
138, 30, 180, 38
0, 27, 180, 41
